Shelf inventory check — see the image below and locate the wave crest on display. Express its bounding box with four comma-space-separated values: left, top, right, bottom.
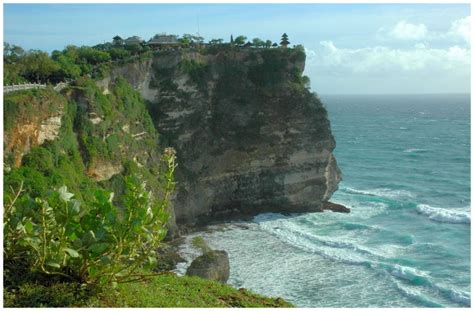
416, 204, 470, 224
403, 148, 428, 153
342, 187, 415, 199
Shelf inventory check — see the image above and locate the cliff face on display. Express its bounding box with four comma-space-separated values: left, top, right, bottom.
99, 48, 342, 225
4, 80, 177, 233
4, 89, 65, 168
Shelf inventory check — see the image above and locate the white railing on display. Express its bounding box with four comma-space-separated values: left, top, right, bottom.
4, 83, 46, 93
53, 82, 68, 92
4, 82, 69, 94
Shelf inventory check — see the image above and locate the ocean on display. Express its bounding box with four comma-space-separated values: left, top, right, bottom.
175, 94, 471, 307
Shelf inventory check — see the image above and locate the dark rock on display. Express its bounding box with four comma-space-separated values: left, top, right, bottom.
155, 243, 186, 272
322, 201, 350, 213
186, 250, 230, 283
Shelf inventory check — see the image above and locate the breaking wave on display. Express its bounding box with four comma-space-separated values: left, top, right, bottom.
342, 186, 415, 199
253, 212, 470, 307
416, 204, 470, 224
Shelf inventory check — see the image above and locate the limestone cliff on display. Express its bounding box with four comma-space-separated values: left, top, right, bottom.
4, 80, 175, 229
4, 89, 65, 169
99, 48, 342, 225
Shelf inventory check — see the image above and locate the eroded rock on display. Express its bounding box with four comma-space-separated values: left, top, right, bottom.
322, 201, 351, 213
186, 250, 230, 283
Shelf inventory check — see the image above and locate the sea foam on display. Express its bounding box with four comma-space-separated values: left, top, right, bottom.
416, 204, 470, 224
390, 264, 430, 285
403, 148, 428, 153
343, 186, 415, 199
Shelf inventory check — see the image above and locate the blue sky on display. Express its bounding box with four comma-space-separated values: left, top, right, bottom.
4, 3, 471, 94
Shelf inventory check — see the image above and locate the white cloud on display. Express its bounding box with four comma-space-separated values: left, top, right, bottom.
306, 41, 470, 75
379, 16, 471, 45
449, 16, 471, 43
389, 20, 427, 40
304, 15, 471, 94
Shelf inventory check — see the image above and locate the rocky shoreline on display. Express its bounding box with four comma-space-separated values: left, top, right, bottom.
161, 203, 350, 285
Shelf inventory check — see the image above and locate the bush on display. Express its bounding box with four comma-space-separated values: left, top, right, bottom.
22, 147, 54, 174
180, 59, 210, 91
4, 167, 49, 198
4, 149, 177, 286
4, 282, 91, 307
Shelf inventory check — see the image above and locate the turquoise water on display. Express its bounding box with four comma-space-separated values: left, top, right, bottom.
186, 94, 471, 307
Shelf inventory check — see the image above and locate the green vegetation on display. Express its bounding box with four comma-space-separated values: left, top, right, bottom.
4, 159, 174, 285
234, 35, 247, 46
70, 77, 158, 166
3, 35, 302, 308
4, 32, 296, 85
4, 79, 175, 285
3, 87, 63, 131
4, 41, 144, 84
180, 59, 210, 91
5, 273, 293, 307
192, 236, 212, 253
4, 78, 164, 203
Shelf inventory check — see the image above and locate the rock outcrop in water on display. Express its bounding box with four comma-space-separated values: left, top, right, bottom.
322, 201, 350, 213
98, 47, 342, 226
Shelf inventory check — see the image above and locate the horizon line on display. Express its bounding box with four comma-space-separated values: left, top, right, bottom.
318, 92, 471, 96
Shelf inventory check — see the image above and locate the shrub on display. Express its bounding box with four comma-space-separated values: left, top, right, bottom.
180, 59, 210, 91
4, 149, 177, 287
4, 281, 91, 307
4, 167, 49, 198
22, 147, 54, 175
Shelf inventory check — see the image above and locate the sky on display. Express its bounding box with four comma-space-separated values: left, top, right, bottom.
3, 3, 471, 94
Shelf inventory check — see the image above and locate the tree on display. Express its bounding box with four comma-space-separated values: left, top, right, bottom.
109, 48, 131, 60
4, 43, 25, 64
52, 53, 82, 80
265, 40, 272, 48
4, 43, 27, 83
230, 34, 234, 44
252, 38, 264, 48
125, 43, 142, 55
280, 33, 290, 48
93, 42, 113, 51
234, 35, 247, 46
209, 38, 224, 45
178, 36, 191, 48
112, 35, 123, 46
193, 35, 204, 44
181, 34, 204, 46
76, 46, 111, 65
21, 50, 61, 83
63, 45, 79, 62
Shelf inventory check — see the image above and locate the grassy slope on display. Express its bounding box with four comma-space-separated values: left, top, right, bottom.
5, 273, 293, 308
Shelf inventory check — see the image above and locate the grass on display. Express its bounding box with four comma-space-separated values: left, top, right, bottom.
91, 273, 293, 307
192, 236, 212, 253
5, 273, 293, 308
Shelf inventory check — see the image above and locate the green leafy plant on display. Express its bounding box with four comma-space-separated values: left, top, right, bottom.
4, 149, 177, 286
